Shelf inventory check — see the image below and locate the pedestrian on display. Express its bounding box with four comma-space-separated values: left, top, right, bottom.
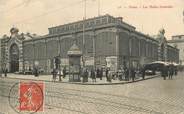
91, 69, 96, 82
168, 67, 171, 79
100, 68, 103, 80
162, 66, 167, 80
124, 67, 129, 81
108, 71, 112, 82
167, 67, 170, 78
141, 68, 145, 80
174, 67, 178, 76
105, 68, 109, 81
59, 69, 62, 82
131, 68, 135, 82
169, 66, 174, 79
63, 66, 66, 78
96, 68, 100, 78
33, 67, 39, 77
112, 72, 116, 80
52, 68, 57, 82
171, 67, 174, 79
83, 69, 88, 83
4, 68, 8, 77
118, 67, 123, 81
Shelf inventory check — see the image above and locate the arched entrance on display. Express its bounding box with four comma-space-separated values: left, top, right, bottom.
10, 44, 19, 72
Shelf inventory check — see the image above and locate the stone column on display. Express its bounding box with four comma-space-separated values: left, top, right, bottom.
129, 33, 132, 68
19, 43, 23, 72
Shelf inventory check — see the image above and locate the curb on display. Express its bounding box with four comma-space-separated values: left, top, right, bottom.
2, 75, 160, 85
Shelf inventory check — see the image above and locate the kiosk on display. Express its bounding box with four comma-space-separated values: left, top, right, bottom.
67, 43, 82, 82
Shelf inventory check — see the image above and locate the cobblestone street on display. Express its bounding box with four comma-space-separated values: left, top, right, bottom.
0, 72, 184, 114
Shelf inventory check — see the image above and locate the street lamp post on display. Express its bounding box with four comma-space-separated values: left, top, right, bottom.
98, 0, 100, 16
82, 0, 87, 68
92, 26, 96, 69
54, 55, 61, 81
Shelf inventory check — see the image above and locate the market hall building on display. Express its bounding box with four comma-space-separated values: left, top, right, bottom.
0, 14, 179, 74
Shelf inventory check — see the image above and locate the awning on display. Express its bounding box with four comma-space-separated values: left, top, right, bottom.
150, 61, 169, 66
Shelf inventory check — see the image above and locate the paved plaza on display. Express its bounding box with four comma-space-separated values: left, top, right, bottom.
0, 72, 184, 114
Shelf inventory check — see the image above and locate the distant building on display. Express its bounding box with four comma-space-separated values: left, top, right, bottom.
168, 35, 184, 65
0, 14, 179, 73
154, 29, 179, 63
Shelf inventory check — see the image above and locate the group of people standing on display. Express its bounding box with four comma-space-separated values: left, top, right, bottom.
51, 65, 178, 83
81, 67, 146, 83
162, 65, 177, 80
81, 68, 100, 83
81, 68, 111, 83
81, 68, 114, 83
51, 67, 66, 82
120, 67, 146, 82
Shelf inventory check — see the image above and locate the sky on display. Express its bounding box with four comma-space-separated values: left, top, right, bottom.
0, 0, 184, 40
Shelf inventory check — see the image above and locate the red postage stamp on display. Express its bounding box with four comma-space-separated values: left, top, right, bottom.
19, 81, 44, 112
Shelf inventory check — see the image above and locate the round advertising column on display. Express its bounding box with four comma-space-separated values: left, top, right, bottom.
67, 43, 82, 82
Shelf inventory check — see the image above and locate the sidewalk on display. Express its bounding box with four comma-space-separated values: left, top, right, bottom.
0, 73, 159, 85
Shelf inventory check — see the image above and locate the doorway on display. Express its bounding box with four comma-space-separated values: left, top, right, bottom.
10, 44, 19, 72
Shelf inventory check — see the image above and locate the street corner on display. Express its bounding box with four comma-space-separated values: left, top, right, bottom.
8, 81, 45, 114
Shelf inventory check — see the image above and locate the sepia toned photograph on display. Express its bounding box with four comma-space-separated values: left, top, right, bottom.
0, 0, 184, 114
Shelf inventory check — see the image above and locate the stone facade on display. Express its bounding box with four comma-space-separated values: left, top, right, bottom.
0, 14, 179, 73
168, 35, 184, 65
0, 29, 24, 73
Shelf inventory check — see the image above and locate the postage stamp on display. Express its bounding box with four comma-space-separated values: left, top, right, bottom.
9, 81, 44, 114
19, 82, 44, 112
